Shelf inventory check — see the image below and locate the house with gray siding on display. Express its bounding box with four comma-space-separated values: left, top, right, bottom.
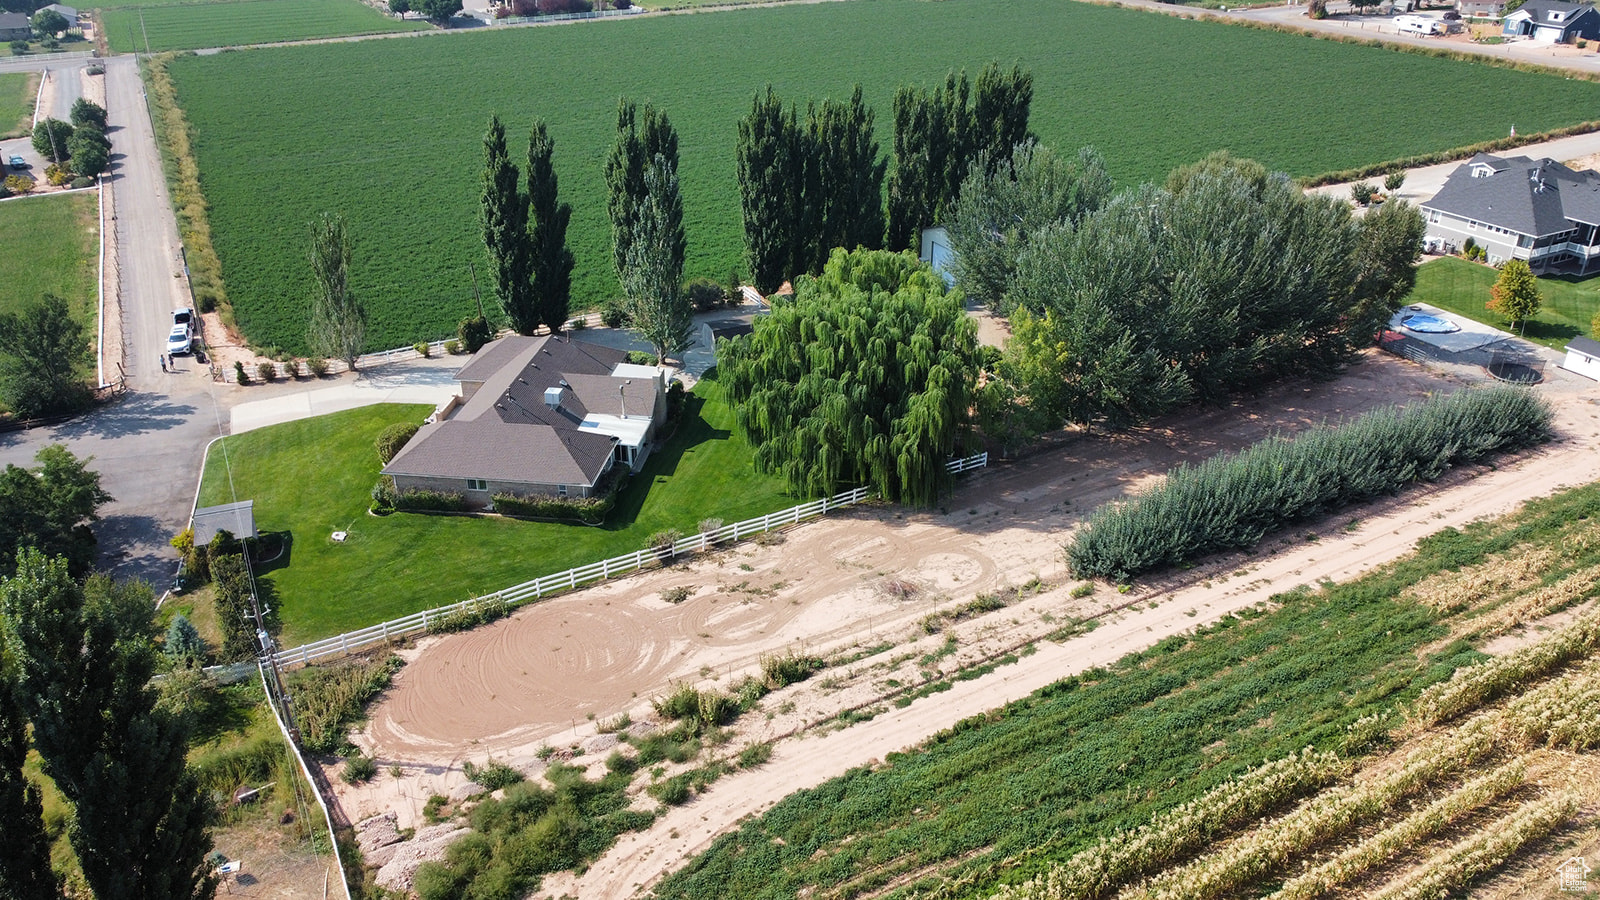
0, 12, 31, 40
1502, 0, 1600, 41
383, 335, 667, 507
1420, 153, 1600, 273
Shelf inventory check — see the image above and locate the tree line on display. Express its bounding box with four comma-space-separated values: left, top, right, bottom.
717, 150, 1426, 505
0, 449, 218, 899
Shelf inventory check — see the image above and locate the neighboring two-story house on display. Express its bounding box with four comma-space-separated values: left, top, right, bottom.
1420, 153, 1600, 274
382, 335, 667, 507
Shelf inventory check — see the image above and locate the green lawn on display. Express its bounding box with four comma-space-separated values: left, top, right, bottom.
1405, 256, 1600, 350
0, 192, 100, 329
197, 371, 793, 644
0, 72, 34, 139
102, 0, 428, 53
162, 0, 1600, 355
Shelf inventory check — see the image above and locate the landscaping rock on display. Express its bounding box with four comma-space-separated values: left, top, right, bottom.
374, 823, 469, 893
355, 811, 402, 854
447, 780, 484, 803
583, 733, 620, 755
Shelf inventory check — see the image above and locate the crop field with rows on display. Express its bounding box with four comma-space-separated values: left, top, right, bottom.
652, 482, 1600, 899
102, 0, 426, 53
163, 0, 1600, 353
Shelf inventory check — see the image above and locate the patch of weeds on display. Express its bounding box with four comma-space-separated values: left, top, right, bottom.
462, 759, 524, 791
738, 743, 772, 769
919, 636, 959, 668
422, 794, 449, 823
597, 712, 632, 734
341, 754, 376, 784
662, 586, 692, 604
1070, 582, 1095, 599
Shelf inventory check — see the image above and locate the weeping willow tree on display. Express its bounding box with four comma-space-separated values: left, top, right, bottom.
717, 248, 979, 506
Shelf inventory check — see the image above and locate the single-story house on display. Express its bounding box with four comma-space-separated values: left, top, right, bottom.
1502, 0, 1600, 41
383, 334, 667, 507
699, 317, 754, 349
0, 12, 30, 40
1419, 153, 1600, 273
1563, 334, 1600, 382
1458, 0, 1505, 17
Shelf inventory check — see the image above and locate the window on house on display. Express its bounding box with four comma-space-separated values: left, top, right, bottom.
467, 478, 488, 491
1428, 210, 1440, 223
557, 484, 568, 497
1467, 220, 1478, 230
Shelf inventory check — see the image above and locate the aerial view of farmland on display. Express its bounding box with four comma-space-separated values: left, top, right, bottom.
162, 0, 1600, 352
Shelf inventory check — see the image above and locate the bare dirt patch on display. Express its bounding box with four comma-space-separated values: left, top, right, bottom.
336, 351, 1600, 896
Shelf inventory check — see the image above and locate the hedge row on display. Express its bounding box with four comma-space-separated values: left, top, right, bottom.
395, 489, 468, 512
492, 491, 614, 525
1067, 386, 1554, 581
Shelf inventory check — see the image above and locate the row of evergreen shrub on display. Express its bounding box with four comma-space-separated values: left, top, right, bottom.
395, 489, 468, 513
491, 491, 613, 525
1067, 387, 1554, 581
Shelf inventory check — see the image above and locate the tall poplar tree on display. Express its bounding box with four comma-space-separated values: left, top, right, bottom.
526, 119, 574, 334
1, 551, 217, 900
0, 635, 55, 900
480, 115, 536, 334
807, 86, 885, 270
971, 63, 1033, 178
623, 158, 692, 364
606, 100, 679, 286
886, 84, 937, 252
737, 87, 799, 295
306, 212, 366, 369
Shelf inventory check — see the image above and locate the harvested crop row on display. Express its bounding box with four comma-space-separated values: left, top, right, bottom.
991, 748, 1347, 900
1403, 544, 1560, 612
1366, 790, 1580, 900
1265, 758, 1527, 900
1502, 656, 1600, 751
1464, 561, 1600, 639
1121, 713, 1501, 900
1411, 606, 1600, 728
1068, 387, 1554, 581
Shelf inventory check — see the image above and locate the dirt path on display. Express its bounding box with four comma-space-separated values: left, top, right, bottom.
346, 352, 1600, 894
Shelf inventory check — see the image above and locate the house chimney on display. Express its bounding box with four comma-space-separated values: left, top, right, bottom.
619, 380, 632, 419
544, 386, 563, 410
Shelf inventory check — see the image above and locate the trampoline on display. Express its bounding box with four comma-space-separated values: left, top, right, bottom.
1400, 314, 1460, 334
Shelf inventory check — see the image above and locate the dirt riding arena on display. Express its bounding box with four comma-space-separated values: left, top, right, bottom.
334, 350, 1600, 894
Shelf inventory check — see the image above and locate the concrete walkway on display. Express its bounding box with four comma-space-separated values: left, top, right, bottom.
228, 360, 461, 434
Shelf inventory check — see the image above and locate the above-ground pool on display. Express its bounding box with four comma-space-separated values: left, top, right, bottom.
1400, 313, 1460, 334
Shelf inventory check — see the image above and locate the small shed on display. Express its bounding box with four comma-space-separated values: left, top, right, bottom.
699, 318, 754, 349
192, 500, 258, 544
1561, 335, 1600, 382
919, 226, 957, 287
41, 4, 78, 20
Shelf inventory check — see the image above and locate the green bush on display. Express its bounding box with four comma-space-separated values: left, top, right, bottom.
625, 350, 657, 366
462, 759, 525, 791
491, 490, 613, 524
444, 339, 462, 355
307, 357, 329, 377
605, 750, 638, 774
414, 340, 431, 357
1351, 181, 1377, 205
1067, 387, 1554, 581
648, 773, 693, 805
760, 651, 825, 690
375, 422, 420, 463
684, 277, 727, 311
256, 361, 276, 382
427, 597, 508, 634
396, 489, 468, 512
69, 175, 94, 189
648, 529, 684, 551
601, 301, 629, 328
342, 754, 377, 784
737, 742, 772, 769
458, 315, 493, 353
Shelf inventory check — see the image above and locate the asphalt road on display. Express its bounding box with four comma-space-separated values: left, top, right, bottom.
0, 53, 225, 588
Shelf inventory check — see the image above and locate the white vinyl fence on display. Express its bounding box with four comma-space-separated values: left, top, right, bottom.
272, 452, 987, 668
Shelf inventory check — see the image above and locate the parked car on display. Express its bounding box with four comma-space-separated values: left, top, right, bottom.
167, 324, 193, 356
173, 307, 194, 328
6, 155, 26, 169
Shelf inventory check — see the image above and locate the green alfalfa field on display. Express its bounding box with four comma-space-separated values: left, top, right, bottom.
165, 0, 1600, 354
102, 0, 427, 53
